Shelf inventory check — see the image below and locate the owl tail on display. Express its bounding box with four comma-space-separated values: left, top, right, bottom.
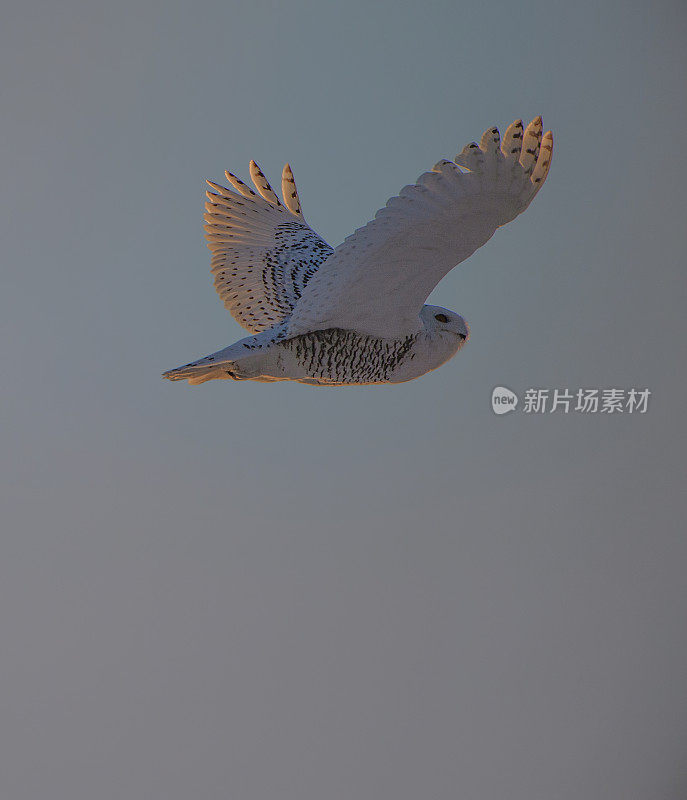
162, 329, 284, 385
162, 358, 242, 384
162, 340, 252, 385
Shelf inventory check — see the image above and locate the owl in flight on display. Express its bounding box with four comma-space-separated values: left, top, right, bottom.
163, 117, 553, 386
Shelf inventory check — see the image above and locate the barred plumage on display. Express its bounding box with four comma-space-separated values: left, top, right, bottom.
164, 115, 553, 386
281, 329, 419, 385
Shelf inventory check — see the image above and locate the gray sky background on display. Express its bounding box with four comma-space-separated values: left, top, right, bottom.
2, 1, 686, 798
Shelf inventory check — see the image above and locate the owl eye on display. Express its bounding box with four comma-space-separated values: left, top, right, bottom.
434, 313, 449, 323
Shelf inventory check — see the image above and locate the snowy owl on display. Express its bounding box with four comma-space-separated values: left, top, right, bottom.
163, 117, 553, 386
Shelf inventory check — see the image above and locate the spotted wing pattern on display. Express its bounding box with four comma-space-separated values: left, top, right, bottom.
204, 162, 333, 333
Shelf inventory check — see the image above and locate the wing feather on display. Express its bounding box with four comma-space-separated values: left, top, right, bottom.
287, 118, 553, 338
203, 164, 334, 333
281, 163, 305, 218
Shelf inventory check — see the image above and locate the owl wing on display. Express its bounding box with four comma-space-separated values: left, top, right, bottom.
204, 161, 333, 333
287, 118, 553, 339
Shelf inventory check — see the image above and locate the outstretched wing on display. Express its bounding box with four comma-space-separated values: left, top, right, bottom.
204, 162, 333, 333
287, 118, 553, 338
